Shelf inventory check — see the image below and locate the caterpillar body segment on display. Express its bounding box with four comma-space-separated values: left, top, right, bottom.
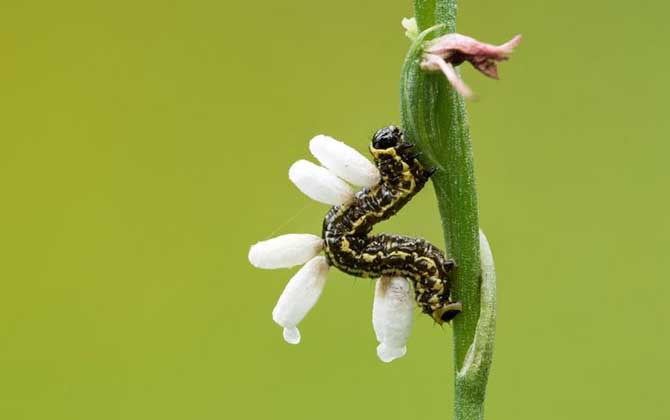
322, 126, 461, 324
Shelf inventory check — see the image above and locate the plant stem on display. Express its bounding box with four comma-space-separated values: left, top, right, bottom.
400, 2, 496, 420
403, 0, 481, 371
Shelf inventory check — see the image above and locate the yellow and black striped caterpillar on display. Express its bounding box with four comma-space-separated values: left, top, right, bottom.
322, 126, 462, 324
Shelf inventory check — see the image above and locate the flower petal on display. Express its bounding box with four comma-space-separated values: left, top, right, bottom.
272, 256, 330, 344
422, 55, 474, 99
372, 276, 414, 363
288, 160, 355, 205
248, 234, 324, 269
309, 135, 381, 187
424, 33, 521, 63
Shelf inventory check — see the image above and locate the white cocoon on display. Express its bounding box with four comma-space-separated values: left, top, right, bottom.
272, 256, 329, 344
372, 276, 414, 362
309, 135, 381, 187
248, 234, 324, 269
288, 160, 354, 206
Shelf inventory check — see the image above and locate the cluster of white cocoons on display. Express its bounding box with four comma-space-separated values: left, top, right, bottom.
373, 276, 414, 363
248, 134, 413, 362
288, 135, 380, 206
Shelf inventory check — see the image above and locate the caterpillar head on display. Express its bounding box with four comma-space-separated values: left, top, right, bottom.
371, 126, 404, 151
370, 126, 428, 179
370, 125, 417, 166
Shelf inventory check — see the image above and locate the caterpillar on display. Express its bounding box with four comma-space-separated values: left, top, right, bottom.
322, 126, 462, 324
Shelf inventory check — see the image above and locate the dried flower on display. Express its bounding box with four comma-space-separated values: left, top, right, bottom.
421, 33, 522, 98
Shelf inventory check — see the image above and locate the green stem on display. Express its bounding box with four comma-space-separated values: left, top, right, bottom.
400, 2, 496, 420
403, 2, 481, 371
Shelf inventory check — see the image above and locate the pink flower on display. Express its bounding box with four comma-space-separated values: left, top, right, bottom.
421, 33, 522, 98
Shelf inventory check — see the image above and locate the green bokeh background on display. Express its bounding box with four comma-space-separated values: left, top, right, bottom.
1, 1, 668, 419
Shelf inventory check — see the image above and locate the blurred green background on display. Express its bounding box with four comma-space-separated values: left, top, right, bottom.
1, 1, 668, 419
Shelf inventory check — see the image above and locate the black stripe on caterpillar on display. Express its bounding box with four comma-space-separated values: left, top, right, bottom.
322, 126, 461, 324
